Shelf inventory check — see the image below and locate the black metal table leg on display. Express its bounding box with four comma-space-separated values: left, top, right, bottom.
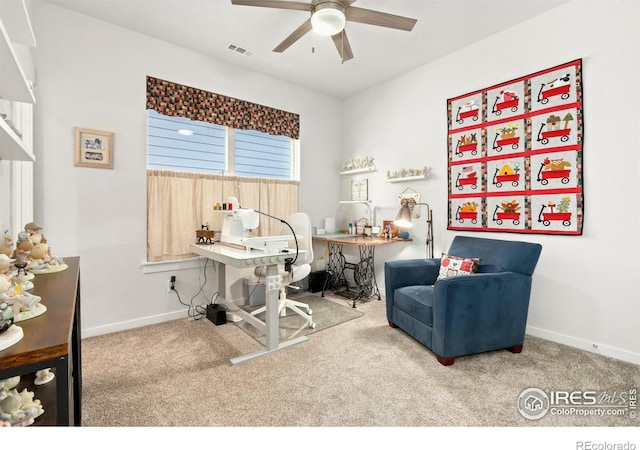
55, 355, 69, 426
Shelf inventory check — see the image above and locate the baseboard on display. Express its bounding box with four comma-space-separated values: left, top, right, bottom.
526, 325, 640, 366
82, 309, 190, 338
82, 296, 248, 338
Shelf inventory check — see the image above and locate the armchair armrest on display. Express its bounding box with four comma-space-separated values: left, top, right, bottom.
431, 272, 533, 358
384, 259, 440, 316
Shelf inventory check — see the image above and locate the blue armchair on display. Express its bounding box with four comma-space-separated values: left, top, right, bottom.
384, 236, 542, 366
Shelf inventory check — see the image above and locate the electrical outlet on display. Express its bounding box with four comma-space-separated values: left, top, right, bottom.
167, 275, 176, 293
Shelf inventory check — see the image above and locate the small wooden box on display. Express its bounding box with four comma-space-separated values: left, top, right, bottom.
196, 229, 215, 244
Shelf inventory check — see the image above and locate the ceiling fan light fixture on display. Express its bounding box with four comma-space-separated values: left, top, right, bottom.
311, 2, 346, 36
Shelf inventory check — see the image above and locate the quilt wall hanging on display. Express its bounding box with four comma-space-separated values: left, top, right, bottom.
447, 59, 583, 235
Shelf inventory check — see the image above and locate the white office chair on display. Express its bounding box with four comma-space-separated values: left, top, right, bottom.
251, 212, 316, 329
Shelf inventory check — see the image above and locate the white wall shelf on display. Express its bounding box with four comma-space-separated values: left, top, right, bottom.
338, 200, 372, 204
0, 115, 34, 161
339, 167, 376, 175
384, 175, 427, 183
0, 1, 35, 161
0, 21, 35, 103
0, 0, 37, 47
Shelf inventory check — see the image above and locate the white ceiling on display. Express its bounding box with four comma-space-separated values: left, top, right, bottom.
44, 0, 569, 99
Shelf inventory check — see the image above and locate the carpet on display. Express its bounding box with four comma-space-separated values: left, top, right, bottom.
77, 292, 639, 428
235, 295, 364, 345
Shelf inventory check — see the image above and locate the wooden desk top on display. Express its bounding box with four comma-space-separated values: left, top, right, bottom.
0, 256, 80, 372
312, 235, 411, 247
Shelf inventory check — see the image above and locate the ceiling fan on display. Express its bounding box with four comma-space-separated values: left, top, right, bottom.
230, 0, 417, 63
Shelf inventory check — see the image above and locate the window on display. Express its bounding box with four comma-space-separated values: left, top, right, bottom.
233, 128, 292, 179
145, 77, 301, 262
146, 110, 298, 179
147, 110, 225, 174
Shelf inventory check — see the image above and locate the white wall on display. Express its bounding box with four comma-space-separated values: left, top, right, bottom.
342, 0, 640, 364
32, 2, 342, 336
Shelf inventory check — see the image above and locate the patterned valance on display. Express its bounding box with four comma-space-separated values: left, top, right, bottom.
146, 76, 300, 139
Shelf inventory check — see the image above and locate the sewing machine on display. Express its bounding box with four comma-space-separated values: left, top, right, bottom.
220, 204, 293, 254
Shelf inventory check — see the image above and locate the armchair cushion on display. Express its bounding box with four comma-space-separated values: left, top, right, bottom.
385, 235, 542, 365
394, 285, 434, 328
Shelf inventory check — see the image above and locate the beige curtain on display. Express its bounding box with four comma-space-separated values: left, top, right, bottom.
147, 170, 299, 262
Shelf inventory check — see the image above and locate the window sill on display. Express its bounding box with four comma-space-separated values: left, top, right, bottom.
142, 256, 204, 274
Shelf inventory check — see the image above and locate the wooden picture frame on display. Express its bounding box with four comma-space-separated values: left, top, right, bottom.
74, 128, 113, 169
382, 219, 398, 238
351, 179, 368, 201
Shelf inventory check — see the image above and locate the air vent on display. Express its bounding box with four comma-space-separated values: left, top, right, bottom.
226, 43, 254, 57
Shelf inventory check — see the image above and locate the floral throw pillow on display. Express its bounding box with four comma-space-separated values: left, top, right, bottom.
437, 254, 480, 280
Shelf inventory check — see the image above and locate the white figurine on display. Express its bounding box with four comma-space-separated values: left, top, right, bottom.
0, 388, 43, 426
0, 376, 20, 390
2, 286, 41, 317
34, 369, 54, 386
0, 254, 11, 276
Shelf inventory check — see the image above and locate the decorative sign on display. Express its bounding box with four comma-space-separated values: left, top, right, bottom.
351, 179, 368, 201
447, 59, 583, 235
398, 187, 421, 218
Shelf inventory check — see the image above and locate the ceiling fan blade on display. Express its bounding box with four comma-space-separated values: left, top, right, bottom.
230, 0, 311, 12
332, 30, 354, 63
273, 19, 313, 52
346, 6, 417, 31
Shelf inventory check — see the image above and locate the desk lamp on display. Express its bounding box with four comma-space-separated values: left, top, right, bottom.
394, 201, 434, 258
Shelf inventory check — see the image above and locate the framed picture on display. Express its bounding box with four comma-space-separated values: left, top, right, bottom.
382, 219, 398, 238
351, 179, 368, 201
74, 128, 113, 169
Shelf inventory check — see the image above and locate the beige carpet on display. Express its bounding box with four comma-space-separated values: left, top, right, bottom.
80, 293, 639, 428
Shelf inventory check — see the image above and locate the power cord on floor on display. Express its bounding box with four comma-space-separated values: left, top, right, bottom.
168, 256, 275, 321
168, 258, 221, 321
169, 286, 206, 320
